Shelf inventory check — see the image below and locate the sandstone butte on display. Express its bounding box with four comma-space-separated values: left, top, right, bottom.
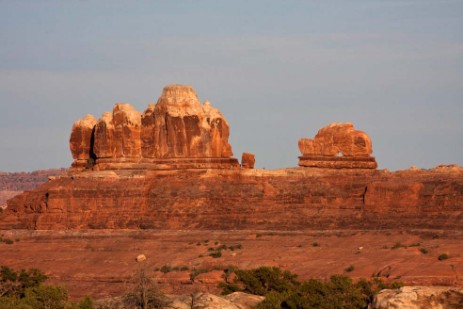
0, 84, 462, 231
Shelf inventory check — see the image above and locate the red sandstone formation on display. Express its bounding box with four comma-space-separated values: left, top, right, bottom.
241, 152, 255, 169
69, 115, 97, 169
2, 85, 462, 231
298, 123, 377, 169
1, 166, 462, 230
94, 104, 142, 160
70, 84, 239, 171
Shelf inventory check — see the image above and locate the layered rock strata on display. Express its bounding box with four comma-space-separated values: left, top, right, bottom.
1, 165, 462, 230
298, 123, 378, 169
70, 85, 239, 171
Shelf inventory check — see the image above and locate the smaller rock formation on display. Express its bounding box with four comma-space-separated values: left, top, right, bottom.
298, 123, 377, 169
241, 152, 255, 169
69, 114, 97, 169
372, 286, 463, 309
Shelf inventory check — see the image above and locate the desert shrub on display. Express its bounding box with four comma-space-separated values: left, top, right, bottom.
312, 242, 320, 247
0, 266, 48, 298
0, 266, 95, 309
123, 265, 166, 309
344, 265, 355, 273
76, 296, 95, 309
159, 265, 171, 273
189, 269, 208, 282
209, 251, 222, 258
0, 238, 14, 245
219, 266, 403, 309
21, 285, 68, 309
221, 266, 299, 296
419, 248, 429, 254
229, 244, 242, 250
391, 242, 406, 250
438, 253, 449, 261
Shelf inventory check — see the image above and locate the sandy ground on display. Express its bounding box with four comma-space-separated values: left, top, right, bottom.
0, 229, 462, 299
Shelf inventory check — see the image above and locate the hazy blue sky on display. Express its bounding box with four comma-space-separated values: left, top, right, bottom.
1, 0, 462, 172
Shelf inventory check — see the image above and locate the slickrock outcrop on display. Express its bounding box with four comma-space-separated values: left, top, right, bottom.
298, 123, 378, 169
241, 152, 255, 169
167, 292, 264, 309
70, 84, 239, 171
372, 286, 463, 309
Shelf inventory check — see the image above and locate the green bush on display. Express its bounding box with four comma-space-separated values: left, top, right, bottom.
0, 266, 95, 309
22, 285, 68, 309
219, 266, 403, 309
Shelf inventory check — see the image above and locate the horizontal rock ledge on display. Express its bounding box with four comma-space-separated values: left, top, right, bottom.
298, 155, 378, 169
93, 157, 240, 171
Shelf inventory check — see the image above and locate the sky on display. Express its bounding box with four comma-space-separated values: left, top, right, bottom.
0, 0, 462, 172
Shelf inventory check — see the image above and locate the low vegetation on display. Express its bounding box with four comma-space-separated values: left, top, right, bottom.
438, 253, 450, 261
0, 265, 94, 309
218, 266, 403, 309
1, 264, 404, 309
0, 235, 14, 245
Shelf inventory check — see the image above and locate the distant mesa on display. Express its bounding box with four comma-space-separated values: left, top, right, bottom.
298, 123, 378, 169
69, 84, 240, 170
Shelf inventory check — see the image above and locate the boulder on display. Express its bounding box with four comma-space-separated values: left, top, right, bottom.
241, 152, 255, 169
298, 123, 377, 169
372, 286, 463, 309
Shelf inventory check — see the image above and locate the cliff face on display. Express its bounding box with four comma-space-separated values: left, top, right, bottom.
2, 84, 462, 231
1, 166, 462, 230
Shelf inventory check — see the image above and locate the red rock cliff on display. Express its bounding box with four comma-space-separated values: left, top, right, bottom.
2, 86, 462, 231
1, 166, 462, 230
